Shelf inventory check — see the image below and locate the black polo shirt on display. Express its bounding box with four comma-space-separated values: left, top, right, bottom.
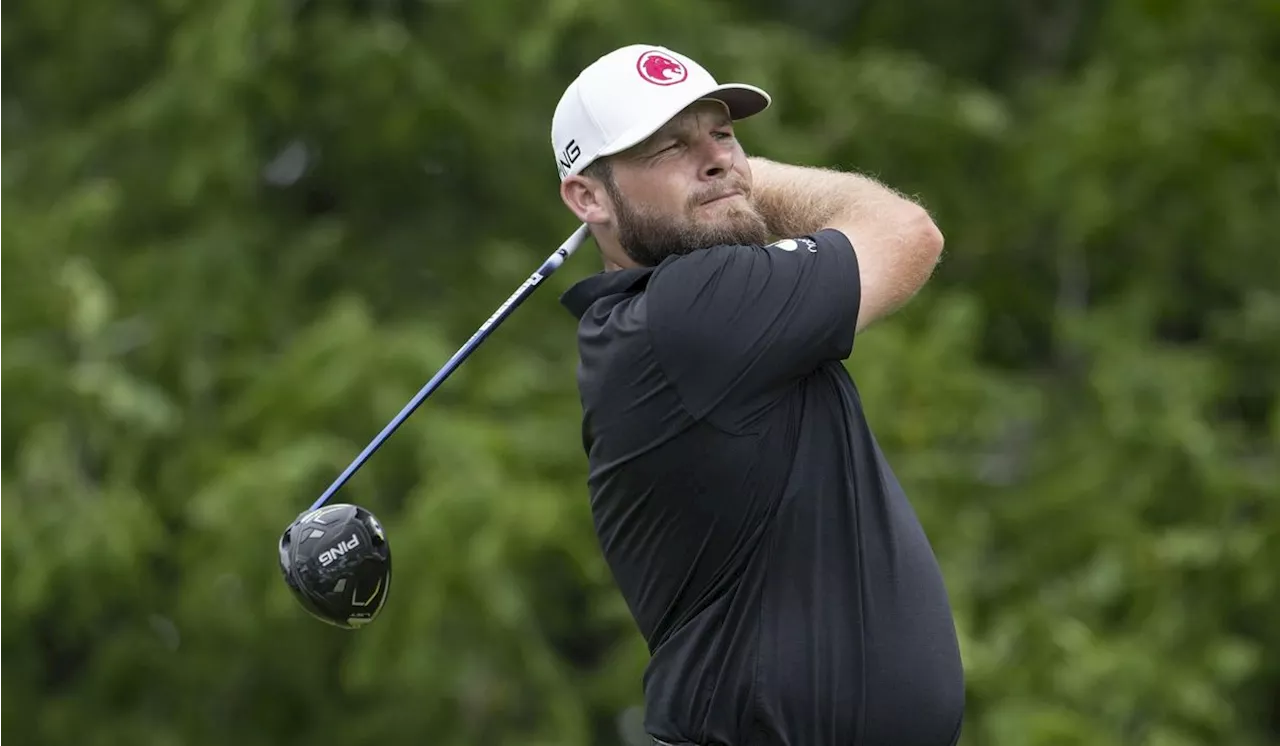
560, 229, 965, 746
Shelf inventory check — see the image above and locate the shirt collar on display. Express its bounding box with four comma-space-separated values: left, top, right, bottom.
559, 267, 655, 319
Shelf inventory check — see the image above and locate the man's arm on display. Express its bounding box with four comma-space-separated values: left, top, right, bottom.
747, 157, 945, 332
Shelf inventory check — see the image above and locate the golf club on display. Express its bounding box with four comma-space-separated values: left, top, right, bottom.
309, 222, 591, 512
278, 223, 591, 628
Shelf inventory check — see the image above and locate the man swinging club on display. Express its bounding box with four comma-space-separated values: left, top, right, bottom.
553, 45, 966, 746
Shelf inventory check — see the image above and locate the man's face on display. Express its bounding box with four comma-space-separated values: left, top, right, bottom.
597, 100, 770, 267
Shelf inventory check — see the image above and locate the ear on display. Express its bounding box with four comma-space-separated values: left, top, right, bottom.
559, 174, 613, 227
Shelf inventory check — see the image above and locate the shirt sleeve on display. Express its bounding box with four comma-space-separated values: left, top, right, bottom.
646, 228, 861, 424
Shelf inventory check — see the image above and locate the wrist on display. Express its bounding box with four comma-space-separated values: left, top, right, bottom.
747, 158, 840, 238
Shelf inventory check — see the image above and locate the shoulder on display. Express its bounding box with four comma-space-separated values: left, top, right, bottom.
649, 230, 855, 293
657, 230, 854, 270
645, 244, 756, 311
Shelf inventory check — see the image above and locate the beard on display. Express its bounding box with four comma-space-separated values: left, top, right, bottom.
605, 179, 772, 267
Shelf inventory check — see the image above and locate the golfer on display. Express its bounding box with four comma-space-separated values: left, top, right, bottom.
554, 44, 964, 746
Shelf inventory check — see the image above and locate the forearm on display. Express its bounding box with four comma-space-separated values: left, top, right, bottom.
746, 156, 945, 331
747, 156, 916, 239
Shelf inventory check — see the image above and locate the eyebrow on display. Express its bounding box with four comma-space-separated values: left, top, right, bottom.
645, 110, 733, 148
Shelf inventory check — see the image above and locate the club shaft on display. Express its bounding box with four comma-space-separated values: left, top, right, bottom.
308, 224, 591, 511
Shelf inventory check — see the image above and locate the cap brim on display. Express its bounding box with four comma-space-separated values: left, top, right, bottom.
707, 84, 772, 121
596, 83, 772, 160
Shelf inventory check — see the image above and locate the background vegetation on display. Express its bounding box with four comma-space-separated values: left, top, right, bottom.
4, 0, 1278, 743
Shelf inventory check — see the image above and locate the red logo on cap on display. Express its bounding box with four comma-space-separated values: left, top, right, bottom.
637, 50, 687, 86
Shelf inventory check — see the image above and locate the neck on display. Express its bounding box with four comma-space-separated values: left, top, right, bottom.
593, 229, 640, 272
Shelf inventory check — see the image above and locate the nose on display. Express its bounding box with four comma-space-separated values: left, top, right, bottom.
697, 134, 734, 180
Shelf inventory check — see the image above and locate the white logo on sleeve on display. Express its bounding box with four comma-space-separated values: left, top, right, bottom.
768, 238, 818, 253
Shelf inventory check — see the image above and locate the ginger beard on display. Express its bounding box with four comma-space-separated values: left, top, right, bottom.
602, 177, 771, 267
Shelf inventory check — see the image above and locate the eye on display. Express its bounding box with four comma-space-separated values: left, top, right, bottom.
651, 141, 680, 157
713, 129, 734, 140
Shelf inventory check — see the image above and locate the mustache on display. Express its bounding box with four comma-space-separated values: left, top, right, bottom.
689, 180, 751, 207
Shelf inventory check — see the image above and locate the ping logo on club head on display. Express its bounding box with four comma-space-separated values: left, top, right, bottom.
637, 50, 687, 86
318, 532, 361, 566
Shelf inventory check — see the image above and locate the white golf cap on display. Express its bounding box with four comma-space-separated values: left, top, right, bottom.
551, 44, 771, 181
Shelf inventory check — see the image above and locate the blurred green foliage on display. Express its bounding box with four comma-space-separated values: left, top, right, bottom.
3, 0, 1278, 744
